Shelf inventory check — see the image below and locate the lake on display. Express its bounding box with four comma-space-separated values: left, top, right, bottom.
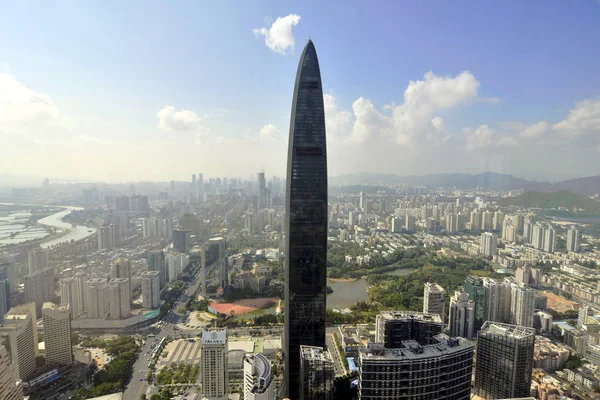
327, 267, 417, 309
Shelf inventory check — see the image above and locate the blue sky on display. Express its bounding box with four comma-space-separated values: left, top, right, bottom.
1, 1, 600, 182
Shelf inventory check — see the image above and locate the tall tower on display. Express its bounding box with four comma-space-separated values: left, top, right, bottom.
201, 329, 228, 399
284, 38, 328, 399
42, 302, 73, 365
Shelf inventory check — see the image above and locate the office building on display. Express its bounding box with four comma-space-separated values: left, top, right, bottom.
42, 302, 73, 365
0, 303, 38, 380
60, 277, 83, 318
243, 354, 275, 400
510, 284, 536, 327
359, 192, 367, 212
375, 311, 442, 348
448, 290, 476, 338
23, 267, 54, 316
201, 329, 228, 399
359, 334, 473, 400
208, 237, 227, 289
198, 173, 204, 194
85, 278, 108, 319
141, 271, 160, 309
148, 250, 167, 288
97, 225, 112, 250
108, 278, 130, 319
284, 39, 328, 400
27, 247, 48, 274
0, 276, 9, 325
423, 282, 446, 323
474, 322, 535, 400
483, 278, 511, 324
0, 345, 21, 400
543, 227, 556, 253
300, 345, 334, 400
464, 276, 486, 332
0, 255, 18, 294
567, 227, 580, 253
258, 172, 267, 209
480, 232, 497, 258
173, 228, 190, 253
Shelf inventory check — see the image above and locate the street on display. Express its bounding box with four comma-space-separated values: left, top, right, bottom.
326, 327, 347, 377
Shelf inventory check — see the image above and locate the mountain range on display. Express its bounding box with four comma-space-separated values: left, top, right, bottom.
330, 172, 600, 197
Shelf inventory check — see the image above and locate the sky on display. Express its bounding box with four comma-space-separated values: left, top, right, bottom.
1, 1, 600, 184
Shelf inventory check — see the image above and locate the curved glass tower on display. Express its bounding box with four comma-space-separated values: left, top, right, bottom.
284, 39, 328, 399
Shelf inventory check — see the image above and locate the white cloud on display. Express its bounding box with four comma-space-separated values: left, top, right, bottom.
252, 14, 301, 55
496, 136, 518, 147
259, 124, 281, 140
521, 121, 550, 138
553, 97, 600, 137
157, 105, 203, 132
464, 125, 494, 150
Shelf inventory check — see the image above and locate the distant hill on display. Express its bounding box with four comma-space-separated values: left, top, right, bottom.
552, 175, 600, 197
498, 190, 600, 212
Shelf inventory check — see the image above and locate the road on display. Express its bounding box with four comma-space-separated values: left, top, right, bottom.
124, 267, 204, 400
326, 327, 347, 376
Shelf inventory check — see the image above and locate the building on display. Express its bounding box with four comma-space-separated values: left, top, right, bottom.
97, 225, 112, 250
483, 278, 511, 324
375, 311, 443, 348
474, 322, 535, 400
523, 220, 533, 243
201, 329, 228, 400
173, 228, 190, 253
515, 267, 530, 286
531, 223, 545, 250
567, 227, 580, 253
141, 271, 160, 309
543, 227, 556, 253
0, 303, 38, 380
0, 345, 21, 400
208, 237, 227, 289
60, 277, 83, 318
423, 282, 446, 323
27, 247, 48, 274
258, 172, 267, 209
108, 278, 130, 319
147, 250, 167, 288
391, 217, 402, 233
300, 345, 333, 400
42, 302, 73, 365
243, 354, 275, 400
448, 290, 476, 338
511, 284, 536, 327
480, 232, 498, 258
464, 276, 487, 332
359, 192, 367, 212
359, 334, 473, 400
110, 258, 131, 295
284, 39, 328, 400
405, 213, 416, 233
0, 276, 10, 325
23, 266, 54, 316
85, 278, 108, 319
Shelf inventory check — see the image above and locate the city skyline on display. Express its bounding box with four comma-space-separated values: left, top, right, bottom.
1, 2, 600, 182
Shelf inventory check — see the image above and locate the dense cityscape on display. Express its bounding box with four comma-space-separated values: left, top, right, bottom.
2, 3, 600, 400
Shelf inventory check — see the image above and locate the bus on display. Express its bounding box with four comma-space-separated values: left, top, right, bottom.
148, 334, 155, 338
148, 362, 153, 368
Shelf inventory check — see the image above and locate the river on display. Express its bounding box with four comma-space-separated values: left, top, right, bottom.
36, 206, 96, 248
326, 267, 416, 309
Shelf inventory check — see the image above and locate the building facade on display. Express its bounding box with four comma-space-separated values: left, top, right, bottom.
284, 39, 328, 400
0, 303, 38, 380
108, 278, 130, 319
423, 282, 446, 323
0, 345, 21, 400
42, 302, 73, 365
23, 266, 54, 316
243, 353, 275, 400
300, 345, 334, 400
375, 311, 443, 348
141, 271, 160, 309
201, 329, 228, 400
448, 290, 476, 338
85, 278, 108, 319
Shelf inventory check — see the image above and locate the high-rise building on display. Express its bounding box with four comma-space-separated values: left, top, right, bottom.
567, 227, 581, 253
141, 271, 160, 309
60, 277, 83, 318
192, 174, 197, 191
284, 39, 328, 400
359, 335, 474, 400
243, 354, 275, 400
359, 192, 367, 212
148, 250, 167, 288
474, 322, 535, 400
515, 266, 530, 286
391, 217, 402, 233
97, 225, 112, 250
110, 258, 132, 296
108, 278, 130, 319
74, 272, 87, 315
173, 228, 190, 253
483, 278, 511, 324
375, 311, 442, 348
480, 232, 497, 258
470, 210, 481, 231
0, 345, 21, 400
23, 267, 54, 316
423, 282, 446, 323
0, 303, 38, 380
0, 271, 10, 324
42, 302, 72, 365
85, 278, 108, 319
405, 213, 416, 233
258, 172, 267, 209
464, 276, 487, 332
201, 329, 228, 399
27, 247, 48, 274
0, 254, 18, 294
448, 290, 476, 338
208, 237, 227, 289
515, 214, 525, 234
493, 211, 504, 231
510, 284, 536, 327
531, 223, 545, 249
543, 227, 556, 253
523, 220, 533, 243
300, 345, 334, 400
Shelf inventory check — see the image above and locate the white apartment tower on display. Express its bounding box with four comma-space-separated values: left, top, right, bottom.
141, 271, 161, 309
448, 290, 476, 338
567, 227, 580, 253
243, 354, 275, 400
85, 278, 108, 319
510, 284, 536, 327
27, 247, 48, 274
543, 227, 556, 253
423, 282, 446, 323
483, 278, 511, 324
108, 278, 131, 319
42, 302, 73, 365
201, 329, 228, 400
0, 303, 38, 380
480, 232, 498, 258
60, 277, 83, 318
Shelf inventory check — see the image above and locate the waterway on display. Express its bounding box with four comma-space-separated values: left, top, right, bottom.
37, 206, 96, 248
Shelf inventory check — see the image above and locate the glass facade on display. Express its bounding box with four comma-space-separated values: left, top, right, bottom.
284, 39, 328, 400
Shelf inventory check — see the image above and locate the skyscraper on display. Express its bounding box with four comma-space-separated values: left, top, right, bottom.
543, 227, 556, 253
201, 329, 228, 400
60, 276, 83, 318
479, 232, 497, 258
375, 311, 442, 348
448, 290, 475, 338
148, 250, 167, 288
510, 284, 536, 327
464, 276, 487, 332
0, 345, 21, 400
423, 282, 446, 323
284, 39, 328, 400
258, 172, 267, 209
108, 278, 130, 319
85, 278, 108, 319
243, 354, 275, 400
173, 228, 190, 253
27, 247, 48, 274
567, 227, 580, 253
300, 345, 334, 400
141, 271, 160, 309
42, 302, 73, 365
474, 322, 535, 400
0, 303, 38, 380
23, 267, 54, 316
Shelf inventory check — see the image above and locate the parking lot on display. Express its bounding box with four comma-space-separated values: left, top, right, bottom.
87, 347, 111, 369
156, 339, 202, 370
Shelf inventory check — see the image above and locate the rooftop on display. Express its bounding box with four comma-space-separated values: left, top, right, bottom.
300, 345, 333, 362
202, 329, 227, 345
378, 310, 442, 324
360, 334, 473, 361
481, 321, 535, 338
